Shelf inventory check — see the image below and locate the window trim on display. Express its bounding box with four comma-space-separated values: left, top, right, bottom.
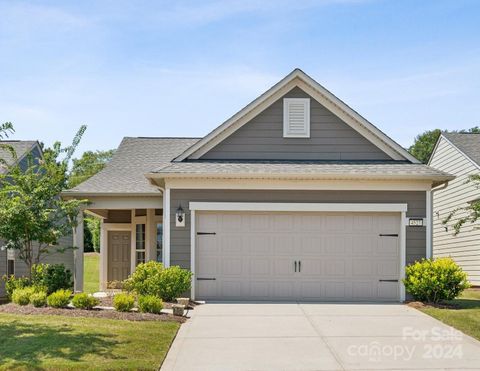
283, 98, 310, 138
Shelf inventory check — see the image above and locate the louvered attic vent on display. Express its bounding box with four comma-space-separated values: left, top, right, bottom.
283, 98, 310, 138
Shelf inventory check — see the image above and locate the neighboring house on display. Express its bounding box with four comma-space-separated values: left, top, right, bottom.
429, 133, 480, 286
63, 69, 453, 302
0, 140, 74, 297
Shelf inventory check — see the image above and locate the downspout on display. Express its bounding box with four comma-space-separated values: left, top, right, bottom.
429, 181, 450, 259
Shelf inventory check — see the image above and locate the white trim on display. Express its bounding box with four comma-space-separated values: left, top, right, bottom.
164, 187, 171, 267
164, 178, 433, 191
189, 202, 408, 213
176, 69, 418, 163
400, 212, 407, 302
73, 211, 84, 292
426, 190, 432, 259
283, 98, 310, 138
77, 196, 162, 210
190, 209, 196, 300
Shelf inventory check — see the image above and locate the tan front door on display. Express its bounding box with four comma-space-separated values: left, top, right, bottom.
108, 231, 131, 282
196, 211, 400, 302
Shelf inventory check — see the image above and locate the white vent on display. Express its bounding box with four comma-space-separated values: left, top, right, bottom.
283, 98, 310, 138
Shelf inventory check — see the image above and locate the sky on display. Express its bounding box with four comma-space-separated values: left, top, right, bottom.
0, 0, 479, 156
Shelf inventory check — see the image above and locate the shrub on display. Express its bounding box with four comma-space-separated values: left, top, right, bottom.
2, 275, 31, 300
31, 263, 72, 294
113, 293, 135, 312
403, 258, 470, 303
72, 293, 99, 310
30, 291, 48, 307
47, 289, 72, 308
123, 261, 192, 301
138, 295, 163, 314
12, 287, 36, 306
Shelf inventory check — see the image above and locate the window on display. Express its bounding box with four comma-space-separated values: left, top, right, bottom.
135, 224, 146, 265
283, 98, 310, 138
156, 223, 163, 263
7, 259, 14, 276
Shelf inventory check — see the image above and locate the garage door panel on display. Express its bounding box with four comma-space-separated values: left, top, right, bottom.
196, 211, 400, 302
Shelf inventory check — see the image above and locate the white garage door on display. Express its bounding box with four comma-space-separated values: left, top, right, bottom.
195, 211, 401, 302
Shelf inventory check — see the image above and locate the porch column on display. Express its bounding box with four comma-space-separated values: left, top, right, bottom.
73, 211, 84, 292
99, 220, 107, 291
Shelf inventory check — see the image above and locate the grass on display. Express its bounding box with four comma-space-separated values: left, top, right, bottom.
419, 288, 480, 341
0, 313, 179, 370
84, 253, 99, 294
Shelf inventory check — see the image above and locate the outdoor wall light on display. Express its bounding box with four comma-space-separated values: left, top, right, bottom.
176, 204, 186, 227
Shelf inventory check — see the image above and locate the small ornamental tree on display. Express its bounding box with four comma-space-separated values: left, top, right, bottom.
0, 124, 88, 276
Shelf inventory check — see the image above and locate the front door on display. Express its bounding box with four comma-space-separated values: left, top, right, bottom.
108, 231, 131, 282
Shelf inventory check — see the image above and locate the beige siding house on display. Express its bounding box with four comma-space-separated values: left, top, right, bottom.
63, 69, 453, 302
429, 133, 480, 285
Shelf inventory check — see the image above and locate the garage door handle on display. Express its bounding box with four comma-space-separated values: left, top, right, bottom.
379, 279, 399, 282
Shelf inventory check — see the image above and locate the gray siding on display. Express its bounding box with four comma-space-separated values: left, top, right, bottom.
0, 235, 74, 297
200, 87, 393, 161
430, 137, 480, 285
170, 190, 426, 270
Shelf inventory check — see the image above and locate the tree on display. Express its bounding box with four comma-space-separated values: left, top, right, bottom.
409, 127, 480, 164
443, 174, 480, 235
0, 122, 15, 167
68, 149, 115, 189
0, 125, 88, 276
68, 149, 115, 252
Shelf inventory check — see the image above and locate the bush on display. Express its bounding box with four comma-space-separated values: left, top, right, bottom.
113, 293, 135, 312
2, 275, 31, 300
403, 258, 470, 303
47, 289, 72, 308
31, 263, 72, 294
72, 293, 99, 310
138, 295, 163, 314
12, 287, 36, 306
123, 261, 192, 301
30, 291, 48, 307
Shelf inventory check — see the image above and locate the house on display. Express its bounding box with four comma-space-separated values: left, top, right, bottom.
0, 141, 74, 297
63, 69, 453, 302
429, 132, 480, 286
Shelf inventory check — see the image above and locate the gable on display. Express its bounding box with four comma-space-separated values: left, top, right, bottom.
200, 87, 393, 161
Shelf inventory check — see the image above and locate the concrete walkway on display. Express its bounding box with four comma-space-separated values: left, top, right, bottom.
161, 302, 480, 370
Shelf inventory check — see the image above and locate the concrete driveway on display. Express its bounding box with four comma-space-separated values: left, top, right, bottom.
161, 303, 480, 370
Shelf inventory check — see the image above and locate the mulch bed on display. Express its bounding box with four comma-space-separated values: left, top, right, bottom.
407, 301, 459, 310
0, 303, 186, 323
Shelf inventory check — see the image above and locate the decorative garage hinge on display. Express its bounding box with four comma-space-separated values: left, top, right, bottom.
196, 277, 216, 281
197, 232, 216, 235
379, 234, 399, 237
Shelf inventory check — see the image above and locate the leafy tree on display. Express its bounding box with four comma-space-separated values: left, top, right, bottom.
443, 174, 480, 235
0, 122, 15, 167
68, 149, 114, 252
68, 149, 115, 189
409, 126, 480, 164
0, 125, 88, 276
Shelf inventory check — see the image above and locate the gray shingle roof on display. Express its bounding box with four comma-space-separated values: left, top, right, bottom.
64, 137, 200, 195
154, 161, 453, 185
443, 132, 480, 167
0, 140, 39, 174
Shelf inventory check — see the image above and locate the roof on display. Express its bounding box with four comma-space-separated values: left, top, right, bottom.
175, 68, 420, 164
63, 137, 200, 196
152, 161, 454, 186
442, 132, 480, 167
0, 140, 40, 174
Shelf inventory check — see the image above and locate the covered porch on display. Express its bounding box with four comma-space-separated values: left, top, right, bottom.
78, 196, 164, 291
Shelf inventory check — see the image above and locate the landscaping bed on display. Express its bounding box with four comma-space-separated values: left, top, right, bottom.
0, 302, 186, 323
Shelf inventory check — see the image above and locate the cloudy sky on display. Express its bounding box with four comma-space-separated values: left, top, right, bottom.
1, 0, 479, 154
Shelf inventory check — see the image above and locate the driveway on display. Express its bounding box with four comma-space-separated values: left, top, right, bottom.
161, 303, 480, 370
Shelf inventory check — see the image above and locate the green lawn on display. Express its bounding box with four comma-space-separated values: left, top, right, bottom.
0, 313, 179, 370
419, 288, 480, 341
84, 253, 99, 294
